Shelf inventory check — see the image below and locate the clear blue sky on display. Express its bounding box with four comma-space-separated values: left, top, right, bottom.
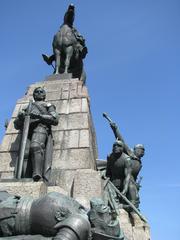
1, 1, 180, 239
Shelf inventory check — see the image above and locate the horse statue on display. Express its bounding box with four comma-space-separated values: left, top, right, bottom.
43, 4, 88, 83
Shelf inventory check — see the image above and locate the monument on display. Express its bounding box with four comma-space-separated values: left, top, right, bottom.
0, 4, 150, 240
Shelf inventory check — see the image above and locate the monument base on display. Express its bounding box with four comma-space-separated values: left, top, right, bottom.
118, 209, 150, 240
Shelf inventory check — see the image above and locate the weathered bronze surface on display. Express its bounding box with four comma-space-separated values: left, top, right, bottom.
103, 113, 145, 209
14, 87, 59, 182
43, 4, 88, 83
0, 191, 126, 240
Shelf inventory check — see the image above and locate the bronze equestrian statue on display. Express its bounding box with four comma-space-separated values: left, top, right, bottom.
43, 4, 88, 83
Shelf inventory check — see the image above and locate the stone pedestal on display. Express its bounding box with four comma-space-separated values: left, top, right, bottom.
0, 75, 99, 201
0, 180, 47, 198
72, 169, 102, 208
118, 209, 151, 240
0, 75, 150, 239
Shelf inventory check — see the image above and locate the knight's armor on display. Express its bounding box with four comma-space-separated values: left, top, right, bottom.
0, 192, 125, 240
0, 192, 90, 239
14, 87, 59, 181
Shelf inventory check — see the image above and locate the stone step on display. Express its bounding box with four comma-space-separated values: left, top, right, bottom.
0, 180, 47, 198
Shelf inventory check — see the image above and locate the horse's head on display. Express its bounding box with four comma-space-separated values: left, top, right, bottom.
63, 4, 75, 27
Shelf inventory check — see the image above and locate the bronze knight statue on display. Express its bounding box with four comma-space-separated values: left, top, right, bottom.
109, 123, 144, 208
106, 140, 132, 198
103, 113, 145, 209
14, 87, 59, 182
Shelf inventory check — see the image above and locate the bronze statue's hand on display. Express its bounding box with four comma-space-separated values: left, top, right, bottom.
30, 112, 41, 119
121, 189, 127, 195
18, 111, 25, 120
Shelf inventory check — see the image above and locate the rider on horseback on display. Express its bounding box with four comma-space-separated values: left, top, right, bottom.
43, 4, 87, 82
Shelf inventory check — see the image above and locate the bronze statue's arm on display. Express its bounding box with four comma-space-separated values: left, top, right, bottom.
102, 112, 137, 159
122, 157, 132, 195
110, 122, 124, 141
38, 113, 59, 126
110, 123, 137, 159
30, 105, 59, 126
38, 114, 58, 125
48, 104, 59, 125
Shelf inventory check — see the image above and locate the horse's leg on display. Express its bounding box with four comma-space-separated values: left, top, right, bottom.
54, 49, 61, 74
64, 46, 73, 73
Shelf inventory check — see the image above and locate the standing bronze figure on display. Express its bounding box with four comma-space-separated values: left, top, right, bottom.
103, 113, 145, 208
14, 87, 59, 182
106, 140, 132, 197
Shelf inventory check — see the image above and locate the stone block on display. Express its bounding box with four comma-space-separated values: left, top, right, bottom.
0, 133, 21, 153
62, 82, 70, 91
11, 104, 20, 118
52, 149, 91, 170
77, 84, 83, 96
61, 91, 69, 100
69, 82, 78, 98
44, 81, 63, 92
11, 104, 27, 118
5, 119, 19, 134
46, 91, 61, 101
77, 84, 89, 98
79, 130, 89, 148
130, 212, 144, 226
45, 74, 62, 81
81, 86, 88, 97
0, 152, 17, 172
17, 95, 33, 104
143, 225, 151, 240
27, 81, 59, 95
52, 114, 68, 131
53, 130, 80, 150
56, 73, 72, 80
52, 130, 64, 150
47, 186, 68, 196
68, 113, 88, 129
63, 130, 79, 149
70, 82, 78, 90
57, 100, 69, 114
69, 99, 81, 113
0, 181, 47, 198
119, 209, 131, 224
120, 223, 133, 240
81, 98, 88, 112
55, 100, 69, 114
132, 226, 150, 240
49, 169, 76, 195
0, 134, 12, 152
0, 171, 14, 179
72, 169, 102, 208
51, 113, 89, 131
